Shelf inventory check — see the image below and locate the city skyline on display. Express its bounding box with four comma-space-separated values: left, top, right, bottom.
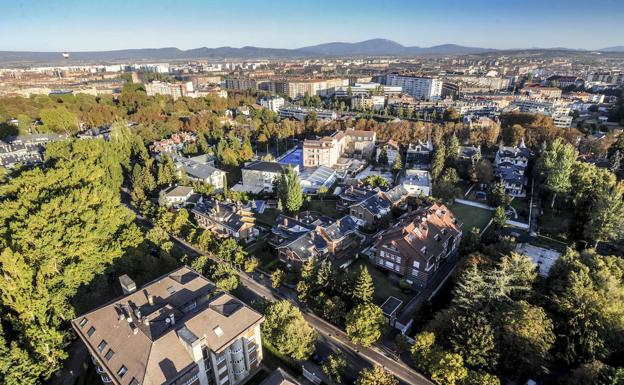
2, 0, 623, 52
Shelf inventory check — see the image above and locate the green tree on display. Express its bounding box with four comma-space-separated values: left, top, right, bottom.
429, 352, 468, 385
271, 268, 284, 288
378, 148, 389, 165
538, 138, 578, 208
345, 303, 386, 346
356, 366, 398, 385
463, 371, 501, 385
446, 134, 460, 165
583, 183, 624, 247
279, 167, 303, 214
261, 300, 317, 360
0, 139, 142, 383
157, 154, 177, 186
431, 143, 446, 181
487, 182, 511, 208
352, 266, 375, 303
391, 154, 403, 173
209, 264, 239, 292
244, 257, 258, 273
39, 106, 79, 133
216, 237, 247, 265
362, 175, 390, 189
434, 168, 461, 202
172, 208, 190, 236
492, 206, 507, 231
322, 352, 347, 383
448, 313, 498, 370
411, 331, 438, 372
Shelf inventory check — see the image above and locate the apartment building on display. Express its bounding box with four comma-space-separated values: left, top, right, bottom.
72, 267, 264, 385
302, 128, 376, 167
333, 82, 402, 98
385, 74, 443, 100
374, 203, 462, 287
224, 78, 257, 91
145, 81, 194, 100
285, 78, 348, 98
257, 96, 285, 112
278, 106, 337, 121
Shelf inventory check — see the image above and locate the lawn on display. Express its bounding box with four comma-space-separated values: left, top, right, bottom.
255, 208, 281, 228
538, 207, 573, 241
347, 258, 415, 306
510, 197, 530, 221
448, 202, 493, 232
307, 199, 340, 218
245, 237, 280, 272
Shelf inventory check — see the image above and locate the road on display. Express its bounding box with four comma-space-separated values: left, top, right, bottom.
170, 234, 434, 385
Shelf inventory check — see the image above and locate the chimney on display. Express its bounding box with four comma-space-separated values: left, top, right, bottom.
147, 293, 154, 306
169, 313, 175, 326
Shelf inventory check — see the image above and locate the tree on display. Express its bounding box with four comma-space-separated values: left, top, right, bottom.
475, 159, 494, 185
492, 206, 507, 231
583, 183, 624, 247
433, 168, 461, 202
0, 139, 142, 382
278, 167, 303, 214
487, 182, 511, 208
315, 294, 346, 324
498, 301, 555, 376
196, 229, 215, 252
316, 185, 329, 201
345, 303, 386, 346
261, 301, 317, 360
446, 134, 460, 165
429, 352, 468, 385
322, 352, 347, 383
39, 106, 79, 133
244, 257, 258, 273
547, 249, 624, 365
271, 268, 284, 288
538, 138, 578, 208
362, 175, 390, 189
356, 366, 398, 385
157, 154, 177, 186
463, 371, 501, 385
448, 313, 498, 370
391, 154, 403, 173
172, 208, 190, 236
411, 331, 438, 372
378, 148, 389, 165
216, 237, 247, 265
431, 143, 446, 181
352, 266, 375, 303
315, 260, 332, 290
210, 264, 240, 292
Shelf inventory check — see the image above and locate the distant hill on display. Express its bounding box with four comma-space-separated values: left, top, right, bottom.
0, 39, 620, 65
599, 46, 624, 52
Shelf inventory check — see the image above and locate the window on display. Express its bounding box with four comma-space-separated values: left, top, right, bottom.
166, 286, 176, 295
104, 349, 115, 361
129, 378, 139, 385
412, 261, 420, 269
87, 326, 96, 337
117, 366, 127, 378
97, 340, 107, 352
79, 318, 88, 328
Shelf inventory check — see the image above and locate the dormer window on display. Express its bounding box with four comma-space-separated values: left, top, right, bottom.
117, 365, 127, 378
87, 326, 96, 337
79, 318, 88, 328
104, 349, 115, 361
97, 340, 108, 352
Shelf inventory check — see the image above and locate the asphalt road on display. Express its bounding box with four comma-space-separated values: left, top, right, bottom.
170, 234, 434, 385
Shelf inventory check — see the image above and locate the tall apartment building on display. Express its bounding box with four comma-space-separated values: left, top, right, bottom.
145, 81, 194, 100
72, 267, 264, 385
257, 96, 285, 112
285, 78, 348, 98
385, 74, 443, 100
302, 128, 376, 167
224, 77, 257, 90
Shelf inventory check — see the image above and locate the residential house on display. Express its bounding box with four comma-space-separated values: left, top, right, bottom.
175, 155, 226, 191
376, 140, 400, 166
374, 203, 462, 287
348, 191, 392, 229
494, 141, 530, 197
192, 198, 259, 242
149, 132, 197, 154
271, 212, 360, 270
159, 185, 196, 207
405, 139, 433, 168
72, 266, 264, 385
401, 169, 431, 196
298, 166, 337, 194
240, 161, 296, 193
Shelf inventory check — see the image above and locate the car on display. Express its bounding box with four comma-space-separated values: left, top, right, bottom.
311, 353, 324, 365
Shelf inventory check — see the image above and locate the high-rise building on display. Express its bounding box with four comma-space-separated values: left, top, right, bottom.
385, 74, 443, 100
72, 266, 264, 385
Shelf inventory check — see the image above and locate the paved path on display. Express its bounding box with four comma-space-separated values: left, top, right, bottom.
170, 234, 434, 385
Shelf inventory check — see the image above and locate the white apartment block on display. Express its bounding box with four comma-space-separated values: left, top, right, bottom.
258, 96, 285, 112
386, 74, 443, 100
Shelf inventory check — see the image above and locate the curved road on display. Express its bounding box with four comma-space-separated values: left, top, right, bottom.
171, 234, 433, 385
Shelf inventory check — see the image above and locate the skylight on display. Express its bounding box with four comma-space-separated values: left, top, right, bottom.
213, 325, 224, 337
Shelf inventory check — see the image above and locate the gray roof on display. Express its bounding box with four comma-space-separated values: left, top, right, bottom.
161, 185, 193, 198
244, 161, 290, 173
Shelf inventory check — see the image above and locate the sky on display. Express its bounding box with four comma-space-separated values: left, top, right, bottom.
1, 0, 623, 52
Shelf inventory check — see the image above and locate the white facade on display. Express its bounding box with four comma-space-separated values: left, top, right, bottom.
386, 74, 443, 100
258, 96, 285, 112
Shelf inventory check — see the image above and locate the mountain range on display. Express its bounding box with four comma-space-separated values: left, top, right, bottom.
0, 38, 622, 64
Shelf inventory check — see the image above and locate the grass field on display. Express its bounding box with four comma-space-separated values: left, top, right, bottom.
347, 258, 415, 305
255, 208, 281, 227
538, 207, 573, 241
307, 199, 340, 218
448, 202, 493, 232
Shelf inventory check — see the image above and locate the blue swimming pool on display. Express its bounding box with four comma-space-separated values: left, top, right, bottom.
278, 147, 303, 168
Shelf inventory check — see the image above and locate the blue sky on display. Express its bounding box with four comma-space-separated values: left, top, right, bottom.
1, 0, 622, 51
